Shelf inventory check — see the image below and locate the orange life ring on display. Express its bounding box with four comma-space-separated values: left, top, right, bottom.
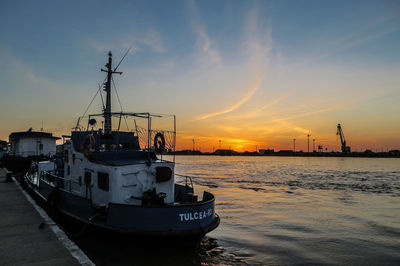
83, 134, 95, 156
154, 132, 165, 154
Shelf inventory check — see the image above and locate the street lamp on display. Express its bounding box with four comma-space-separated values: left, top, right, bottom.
293, 138, 296, 152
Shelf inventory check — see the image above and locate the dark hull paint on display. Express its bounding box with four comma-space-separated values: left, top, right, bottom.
23, 177, 219, 241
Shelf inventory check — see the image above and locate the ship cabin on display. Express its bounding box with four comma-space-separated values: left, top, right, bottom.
59, 112, 176, 208
9, 130, 60, 158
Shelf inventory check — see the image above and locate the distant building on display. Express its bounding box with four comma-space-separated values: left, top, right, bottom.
258, 149, 274, 155
277, 150, 294, 155
9, 131, 60, 157
174, 150, 202, 155
214, 149, 237, 156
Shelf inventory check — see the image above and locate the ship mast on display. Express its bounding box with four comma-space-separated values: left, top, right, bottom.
101, 52, 122, 134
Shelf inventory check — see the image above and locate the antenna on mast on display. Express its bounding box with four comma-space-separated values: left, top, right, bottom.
101, 51, 122, 135
114, 46, 131, 72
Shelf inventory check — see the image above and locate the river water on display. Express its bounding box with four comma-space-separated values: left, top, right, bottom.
68, 155, 400, 265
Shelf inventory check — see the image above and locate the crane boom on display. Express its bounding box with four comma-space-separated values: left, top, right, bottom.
336, 123, 351, 153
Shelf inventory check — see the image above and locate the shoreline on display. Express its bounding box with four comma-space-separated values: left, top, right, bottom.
171, 151, 400, 158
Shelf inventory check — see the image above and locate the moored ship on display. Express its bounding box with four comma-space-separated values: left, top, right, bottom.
2, 129, 60, 173
23, 52, 219, 241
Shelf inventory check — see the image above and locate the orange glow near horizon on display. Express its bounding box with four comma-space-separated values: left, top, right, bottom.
1, 121, 399, 153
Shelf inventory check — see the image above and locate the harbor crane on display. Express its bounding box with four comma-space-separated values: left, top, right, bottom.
336, 123, 351, 153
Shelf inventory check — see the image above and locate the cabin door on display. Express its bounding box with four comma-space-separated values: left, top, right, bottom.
70, 175, 82, 194
92, 171, 110, 206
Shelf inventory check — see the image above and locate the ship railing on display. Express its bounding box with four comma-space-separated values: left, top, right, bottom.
175, 173, 194, 192
39, 171, 57, 186
39, 170, 93, 198
26, 161, 39, 185
74, 112, 177, 163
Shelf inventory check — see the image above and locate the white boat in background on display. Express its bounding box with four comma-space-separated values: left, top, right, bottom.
2, 129, 60, 173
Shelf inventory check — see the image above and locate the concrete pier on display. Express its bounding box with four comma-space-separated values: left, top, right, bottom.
0, 168, 91, 265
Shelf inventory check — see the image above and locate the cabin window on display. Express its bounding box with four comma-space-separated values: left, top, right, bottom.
98, 172, 109, 191
156, 167, 172, 183
84, 171, 92, 186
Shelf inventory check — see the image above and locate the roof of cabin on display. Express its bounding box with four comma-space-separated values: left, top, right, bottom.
90, 150, 157, 166
9, 131, 60, 141
71, 130, 140, 151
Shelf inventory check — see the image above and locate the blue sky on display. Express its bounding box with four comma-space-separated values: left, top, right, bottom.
1, 0, 399, 151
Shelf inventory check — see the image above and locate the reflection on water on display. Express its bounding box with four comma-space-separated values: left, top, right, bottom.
59, 223, 245, 265
65, 156, 400, 265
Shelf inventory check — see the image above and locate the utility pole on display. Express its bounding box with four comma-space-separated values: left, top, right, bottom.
313, 139, 315, 152
293, 138, 296, 152
192, 139, 195, 152
219, 140, 221, 149
307, 134, 311, 153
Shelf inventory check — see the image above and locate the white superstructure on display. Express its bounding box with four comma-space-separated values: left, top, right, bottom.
9, 130, 60, 157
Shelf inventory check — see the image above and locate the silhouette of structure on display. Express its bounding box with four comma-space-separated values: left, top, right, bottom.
337, 124, 351, 153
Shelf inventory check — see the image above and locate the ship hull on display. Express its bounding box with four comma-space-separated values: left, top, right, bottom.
23, 174, 220, 242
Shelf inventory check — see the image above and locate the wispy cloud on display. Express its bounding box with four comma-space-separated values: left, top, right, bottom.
195, 27, 221, 65
0, 50, 61, 94
217, 125, 242, 135
285, 16, 399, 68
187, 0, 221, 65
196, 78, 262, 120
290, 125, 311, 135
223, 94, 288, 120
87, 28, 165, 54
341, 28, 398, 50
271, 105, 344, 123
195, 4, 275, 121
336, 15, 399, 50
0, 50, 75, 139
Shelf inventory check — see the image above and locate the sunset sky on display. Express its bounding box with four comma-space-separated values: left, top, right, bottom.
1, 0, 399, 152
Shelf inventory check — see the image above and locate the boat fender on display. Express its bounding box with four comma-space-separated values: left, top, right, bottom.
156, 167, 172, 182
83, 134, 95, 156
89, 134, 95, 150
153, 132, 165, 154
47, 189, 59, 215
